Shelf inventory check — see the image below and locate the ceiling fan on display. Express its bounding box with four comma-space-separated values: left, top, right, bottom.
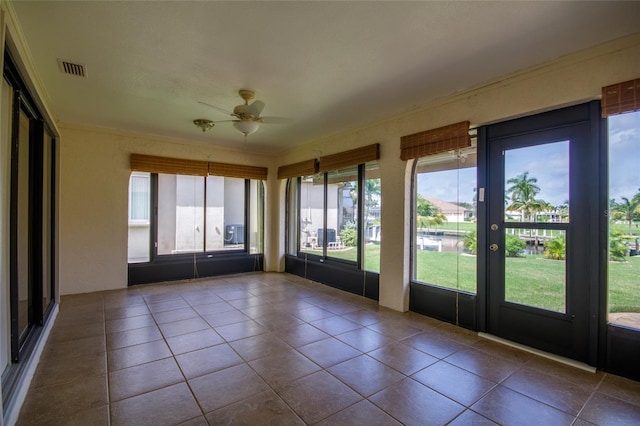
194, 89, 289, 136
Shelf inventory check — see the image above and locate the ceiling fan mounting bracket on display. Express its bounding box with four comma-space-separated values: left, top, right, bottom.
238, 89, 255, 104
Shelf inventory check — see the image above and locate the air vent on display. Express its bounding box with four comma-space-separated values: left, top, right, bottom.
57, 59, 86, 78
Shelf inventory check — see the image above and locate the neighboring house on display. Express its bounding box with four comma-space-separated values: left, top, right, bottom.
425, 197, 473, 223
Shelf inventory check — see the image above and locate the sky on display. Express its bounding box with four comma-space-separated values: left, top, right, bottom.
417, 110, 640, 205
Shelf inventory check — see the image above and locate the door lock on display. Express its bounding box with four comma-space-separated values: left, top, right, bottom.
489, 243, 499, 251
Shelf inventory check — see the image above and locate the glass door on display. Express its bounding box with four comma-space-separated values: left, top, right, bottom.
485, 105, 599, 363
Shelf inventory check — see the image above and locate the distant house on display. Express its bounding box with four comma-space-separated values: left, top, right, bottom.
425, 197, 473, 223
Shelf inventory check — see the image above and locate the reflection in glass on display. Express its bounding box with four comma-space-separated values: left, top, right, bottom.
504, 228, 567, 313
42, 132, 53, 311
414, 150, 477, 293
17, 110, 30, 339
1, 78, 12, 373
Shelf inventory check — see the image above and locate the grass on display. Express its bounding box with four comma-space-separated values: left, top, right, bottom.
302, 243, 639, 314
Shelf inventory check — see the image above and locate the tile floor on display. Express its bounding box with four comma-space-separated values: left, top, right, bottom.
15, 272, 640, 425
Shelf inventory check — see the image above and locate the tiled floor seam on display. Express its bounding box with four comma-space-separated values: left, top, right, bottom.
147, 296, 213, 423
101, 297, 114, 426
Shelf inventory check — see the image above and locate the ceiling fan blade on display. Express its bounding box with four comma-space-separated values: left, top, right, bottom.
247, 100, 265, 117
198, 101, 234, 116
259, 116, 292, 124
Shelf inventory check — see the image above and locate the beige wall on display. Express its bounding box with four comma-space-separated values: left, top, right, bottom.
273, 33, 640, 311
5, 0, 639, 308
58, 125, 275, 295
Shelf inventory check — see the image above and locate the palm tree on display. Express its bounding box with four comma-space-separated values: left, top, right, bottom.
505, 171, 547, 222
613, 196, 640, 235
415, 195, 447, 231
505, 172, 551, 251
364, 178, 381, 221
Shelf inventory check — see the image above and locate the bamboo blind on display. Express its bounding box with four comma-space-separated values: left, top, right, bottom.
400, 121, 471, 161
602, 78, 640, 118
277, 159, 318, 179
130, 154, 208, 176
208, 162, 268, 180
130, 154, 268, 180
318, 143, 380, 173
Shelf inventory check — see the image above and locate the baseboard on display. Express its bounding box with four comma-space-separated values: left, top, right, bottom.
3, 304, 58, 426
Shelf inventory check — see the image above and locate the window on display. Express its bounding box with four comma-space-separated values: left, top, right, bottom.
364, 162, 381, 272
413, 148, 477, 293
158, 174, 205, 254
128, 172, 150, 223
299, 173, 325, 255
127, 170, 264, 261
248, 179, 264, 254
2, 52, 57, 386
288, 160, 380, 271
608, 110, 640, 330
127, 172, 151, 263
326, 166, 358, 261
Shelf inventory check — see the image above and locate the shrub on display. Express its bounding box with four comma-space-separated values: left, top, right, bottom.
505, 234, 526, 257
340, 228, 357, 247
463, 230, 477, 255
609, 230, 627, 261
543, 235, 566, 260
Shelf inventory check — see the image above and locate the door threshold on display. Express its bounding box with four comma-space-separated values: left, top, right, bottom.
477, 333, 596, 373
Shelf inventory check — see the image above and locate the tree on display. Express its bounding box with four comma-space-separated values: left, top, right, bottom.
463, 230, 477, 255
609, 230, 628, 261
505, 171, 548, 222
416, 195, 437, 217
415, 195, 447, 231
555, 200, 569, 222
543, 235, 566, 260
612, 196, 640, 235
364, 178, 381, 223
505, 234, 526, 257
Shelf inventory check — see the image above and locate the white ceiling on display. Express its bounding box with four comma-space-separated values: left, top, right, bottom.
10, 1, 640, 153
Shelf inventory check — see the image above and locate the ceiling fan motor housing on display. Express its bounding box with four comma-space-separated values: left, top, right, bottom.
233, 104, 253, 119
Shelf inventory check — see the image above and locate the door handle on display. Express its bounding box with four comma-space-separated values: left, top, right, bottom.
489, 243, 499, 251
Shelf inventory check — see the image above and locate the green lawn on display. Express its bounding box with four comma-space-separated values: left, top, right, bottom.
303, 243, 639, 314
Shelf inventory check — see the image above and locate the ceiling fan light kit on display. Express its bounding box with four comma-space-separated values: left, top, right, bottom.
233, 120, 260, 136
195, 89, 288, 137
193, 119, 215, 132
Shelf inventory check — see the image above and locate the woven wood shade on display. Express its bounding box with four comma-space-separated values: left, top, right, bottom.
318, 143, 380, 173
277, 159, 318, 179
400, 121, 471, 161
602, 78, 640, 117
208, 162, 268, 180
130, 154, 208, 176
131, 154, 268, 180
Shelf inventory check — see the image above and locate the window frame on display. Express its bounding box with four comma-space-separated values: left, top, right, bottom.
288, 162, 381, 271
410, 147, 478, 295
128, 172, 265, 263
128, 172, 151, 225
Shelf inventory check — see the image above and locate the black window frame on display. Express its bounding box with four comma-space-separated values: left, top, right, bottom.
127, 173, 265, 285
2, 49, 57, 410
